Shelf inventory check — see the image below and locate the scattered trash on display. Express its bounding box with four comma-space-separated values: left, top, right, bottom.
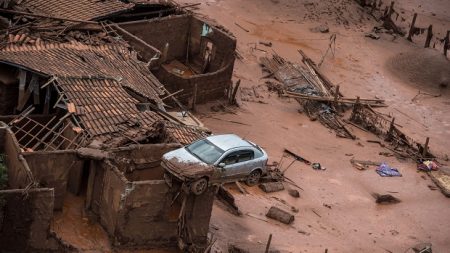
372, 193, 401, 204
259, 182, 285, 193
417, 160, 439, 172
311, 24, 329, 33
365, 32, 380, 40
228, 244, 250, 253
288, 189, 300, 198
259, 40, 273, 47
376, 163, 402, 177
266, 206, 295, 224
410, 242, 432, 253
312, 163, 326, 171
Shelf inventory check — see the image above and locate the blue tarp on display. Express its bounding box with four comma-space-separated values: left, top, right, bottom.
376, 163, 402, 177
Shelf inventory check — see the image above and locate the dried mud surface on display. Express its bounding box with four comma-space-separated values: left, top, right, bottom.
180, 0, 450, 252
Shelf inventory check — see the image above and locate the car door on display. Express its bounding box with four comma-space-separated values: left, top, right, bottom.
235, 150, 257, 177
218, 151, 240, 179
219, 150, 256, 180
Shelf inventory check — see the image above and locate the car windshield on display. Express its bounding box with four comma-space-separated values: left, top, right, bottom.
186, 139, 224, 165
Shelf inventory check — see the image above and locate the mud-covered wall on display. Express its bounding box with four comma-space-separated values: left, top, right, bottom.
0, 188, 61, 252
115, 180, 178, 246
3, 127, 32, 188
98, 164, 127, 236
153, 16, 236, 105
154, 63, 233, 105
119, 15, 190, 62
183, 187, 216, 245
112, 143, 181, 181
22, 151, 83, 209
189, 17, 236, 72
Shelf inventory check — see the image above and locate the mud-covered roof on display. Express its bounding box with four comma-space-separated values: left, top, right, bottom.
56, 76, 162, 137
0, 42, 164, 104
160, 121, 210, 145
5, 0, 134, 21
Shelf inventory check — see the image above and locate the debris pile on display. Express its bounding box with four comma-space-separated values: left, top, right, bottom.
350, 104, 435, 160
260, 52, 355, 139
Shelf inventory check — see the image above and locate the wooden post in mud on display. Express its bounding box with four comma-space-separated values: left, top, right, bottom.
424, 25, 433, 48
444, 31, 450, 57
387, 117, 395, 138
230, 79, 241, 105
407, 13, 418, 42
334, 85, 340, 109
422, 137, 430, 157
265, 234, 273, 253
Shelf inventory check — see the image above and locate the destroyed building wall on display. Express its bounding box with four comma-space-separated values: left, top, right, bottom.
2, 125, 32, 188
91, 143, 215, 248
115, 180, 179, 246
0, 188, 61, 252
22, 151, 83, 209
0, 125, 62, 252
112, 143, 182, 181
119, 15, 190, 63
119, 15, 236, 105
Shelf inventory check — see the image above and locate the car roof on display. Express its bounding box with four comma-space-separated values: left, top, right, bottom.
206, 134, 252, 151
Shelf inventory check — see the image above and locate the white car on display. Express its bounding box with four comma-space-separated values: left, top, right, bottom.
161, 134, 268, 195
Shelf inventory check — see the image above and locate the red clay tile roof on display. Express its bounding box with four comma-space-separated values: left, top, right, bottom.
14, 0, 134, 21
0, 42, 164, 104
56, 76, 162, 138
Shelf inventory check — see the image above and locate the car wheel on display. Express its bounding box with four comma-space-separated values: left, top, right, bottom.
190, 178, 208, 195
246, 170, 261, 186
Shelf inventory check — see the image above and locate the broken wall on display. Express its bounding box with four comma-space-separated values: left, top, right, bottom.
112, 143, 181, 181
118, 15, 190, 62
22, 151, 83, 209
98, 163, 127, 236
0, 188, 62, 252
1, 125, 32, 188
115, 180, 178, 246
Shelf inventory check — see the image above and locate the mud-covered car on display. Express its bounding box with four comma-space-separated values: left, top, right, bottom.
162, 134, 268, 195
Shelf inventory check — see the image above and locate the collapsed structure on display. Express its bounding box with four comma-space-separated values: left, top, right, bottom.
0, 0, 236, 251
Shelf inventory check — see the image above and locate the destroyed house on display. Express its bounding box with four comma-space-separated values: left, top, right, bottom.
0, 0, 234, 251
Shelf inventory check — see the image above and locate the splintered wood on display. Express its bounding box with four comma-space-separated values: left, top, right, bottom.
260, 51, 360, 139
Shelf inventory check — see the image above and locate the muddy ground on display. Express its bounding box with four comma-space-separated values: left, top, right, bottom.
178, 0, 450, 252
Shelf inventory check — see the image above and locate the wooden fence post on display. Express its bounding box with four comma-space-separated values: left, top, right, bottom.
407, 13, 418, 41
424, 25, 433, 48
444, 30, 450, 57
422, 137, 430, 158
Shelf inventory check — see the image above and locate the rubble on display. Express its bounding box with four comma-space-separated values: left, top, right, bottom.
259, 182, 285, 193
266, 206, 295, 224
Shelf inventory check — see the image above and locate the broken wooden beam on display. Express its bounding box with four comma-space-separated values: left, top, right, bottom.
283, 91, 387, 106
266, 206, 294, 224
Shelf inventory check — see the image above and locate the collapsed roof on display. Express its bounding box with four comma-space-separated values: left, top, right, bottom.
0, 0, 210, 150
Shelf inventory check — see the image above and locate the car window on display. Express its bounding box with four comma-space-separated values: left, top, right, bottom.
238, 151, 254, 162
186, 139, 224, 164
222, 153, 239, 165
253, 148, 263, 158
